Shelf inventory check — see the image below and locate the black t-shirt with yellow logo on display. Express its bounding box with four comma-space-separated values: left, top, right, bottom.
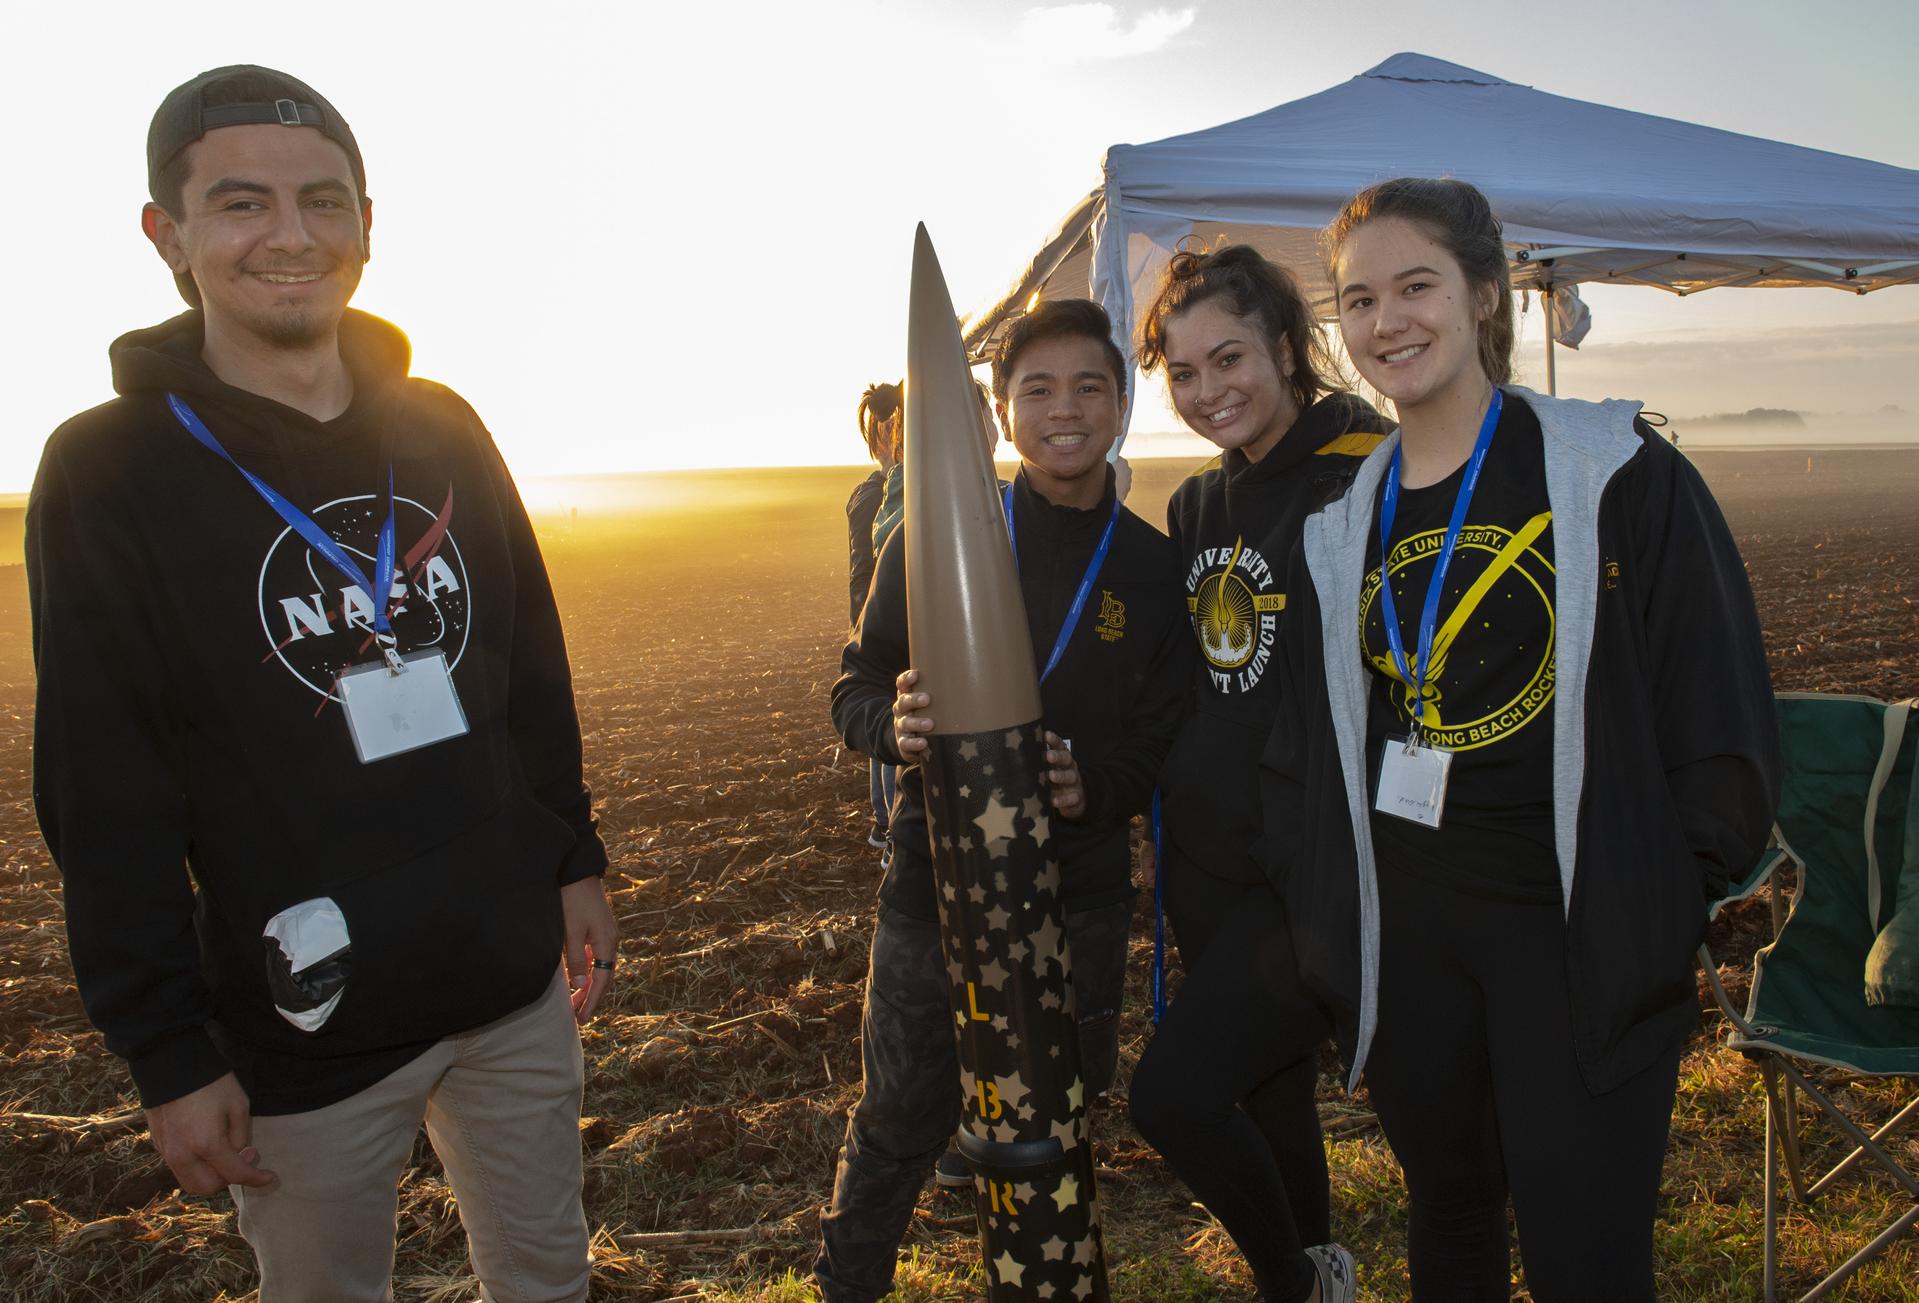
1361, 399, 1561, 903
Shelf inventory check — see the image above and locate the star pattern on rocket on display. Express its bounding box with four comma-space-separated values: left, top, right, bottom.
995, 1071, 1030, 1114
1037, 859, 1063, 896
977, 796, 1020, 856
1031, 916, 1063, 974
922, 716, 1109, 1300
1052, 1174, 1080, 1212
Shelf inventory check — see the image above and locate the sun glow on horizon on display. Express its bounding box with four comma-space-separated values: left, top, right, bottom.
5, 3, 1919, 495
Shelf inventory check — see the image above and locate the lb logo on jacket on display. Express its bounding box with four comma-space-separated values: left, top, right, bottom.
258, 486, 471, 701
1186, 535, 1285, 693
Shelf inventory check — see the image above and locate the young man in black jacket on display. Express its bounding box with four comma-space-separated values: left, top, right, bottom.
814, 300, 1191, 1303
28, 66, 614, 1302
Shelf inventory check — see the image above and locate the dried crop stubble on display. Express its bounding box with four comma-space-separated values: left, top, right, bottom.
0, 453, 1914, 1300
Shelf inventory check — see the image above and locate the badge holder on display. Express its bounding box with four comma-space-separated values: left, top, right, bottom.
1375, 729, 1452, 829
337, 648, 470, 764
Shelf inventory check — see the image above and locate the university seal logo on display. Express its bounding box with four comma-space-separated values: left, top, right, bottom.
257, 489, 470, 700
1360, 513, 1555, 752
1186, 536, 1286, 694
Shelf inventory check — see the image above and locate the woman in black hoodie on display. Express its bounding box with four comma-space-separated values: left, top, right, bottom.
1128, 245, 1386, 1303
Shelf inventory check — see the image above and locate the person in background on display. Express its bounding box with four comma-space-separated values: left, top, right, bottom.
869, 394, 908, 561
1127, 244, 1387, 1303
27, 65, 614, 1302
849, 381, 904, 856
815, 299, 1190, 1303
848, 382, 903, 627
1264, 177, 1778, 1300
973, 375, 1001, 455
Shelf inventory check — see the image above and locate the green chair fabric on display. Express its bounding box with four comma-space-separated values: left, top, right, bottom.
1729, 694, 1919, 1071
1711, 845, 1789, 923
1701, 692, 1919, 1302
1865, 730, 1919, 1007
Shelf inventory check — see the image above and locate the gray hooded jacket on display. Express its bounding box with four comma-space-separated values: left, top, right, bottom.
1262, 385, 1779, 1092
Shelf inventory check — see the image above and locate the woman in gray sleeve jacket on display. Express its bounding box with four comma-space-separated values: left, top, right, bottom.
1260, 178, 1780, 1301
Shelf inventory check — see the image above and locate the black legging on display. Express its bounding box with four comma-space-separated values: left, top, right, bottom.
1163, 865, 1333, 1247
1366, 863, 1684, 1302
1132, 884, 1332, 1303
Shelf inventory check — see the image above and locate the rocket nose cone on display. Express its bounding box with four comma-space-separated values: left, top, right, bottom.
903, 221, 1043, 734
910, 226, 960, 339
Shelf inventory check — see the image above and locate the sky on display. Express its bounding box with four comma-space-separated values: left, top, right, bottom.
4, 0, 1919, 494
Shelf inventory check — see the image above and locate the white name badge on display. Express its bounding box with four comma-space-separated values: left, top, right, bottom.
1375, 735, 1453, 829
336, 649, 470, 764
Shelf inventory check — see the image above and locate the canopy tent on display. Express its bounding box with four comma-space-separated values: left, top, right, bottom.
961, 52, 1919, 395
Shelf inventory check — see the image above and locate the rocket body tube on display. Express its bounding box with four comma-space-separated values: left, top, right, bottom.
904, 224, 1110, 1302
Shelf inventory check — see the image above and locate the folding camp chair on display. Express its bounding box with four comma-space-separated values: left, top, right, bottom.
1699, 691, 1919, 1302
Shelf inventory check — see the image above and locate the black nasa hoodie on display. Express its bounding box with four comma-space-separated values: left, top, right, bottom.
29, 309, 606, 1113
1161, 393, 1388, 882
833, 465, 1192, 923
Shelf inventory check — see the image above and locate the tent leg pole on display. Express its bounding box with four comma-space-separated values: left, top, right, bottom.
1543, 289, 1558, 396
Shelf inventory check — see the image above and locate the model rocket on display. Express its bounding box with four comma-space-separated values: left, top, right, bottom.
904, 224, 1111, 1302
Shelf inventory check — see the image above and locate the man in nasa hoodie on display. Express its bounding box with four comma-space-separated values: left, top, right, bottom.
27, 65, 613, 1302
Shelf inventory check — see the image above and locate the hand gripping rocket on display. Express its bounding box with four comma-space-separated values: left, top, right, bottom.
903, 224, 1111, 1302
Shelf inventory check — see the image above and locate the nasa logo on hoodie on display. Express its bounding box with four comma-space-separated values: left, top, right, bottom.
257, 488, 471, 700
1186, 535, 1285, 694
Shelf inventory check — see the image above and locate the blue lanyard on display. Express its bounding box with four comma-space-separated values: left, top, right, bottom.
1001, 482, 1120, 683
167, 393, 402, 666
1376, 389, 1503, 742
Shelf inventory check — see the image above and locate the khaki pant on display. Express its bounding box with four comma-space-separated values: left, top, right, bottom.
233, 968, 589, 1303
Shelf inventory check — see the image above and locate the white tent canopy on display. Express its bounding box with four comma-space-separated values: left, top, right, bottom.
961, 52, 1919, 380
